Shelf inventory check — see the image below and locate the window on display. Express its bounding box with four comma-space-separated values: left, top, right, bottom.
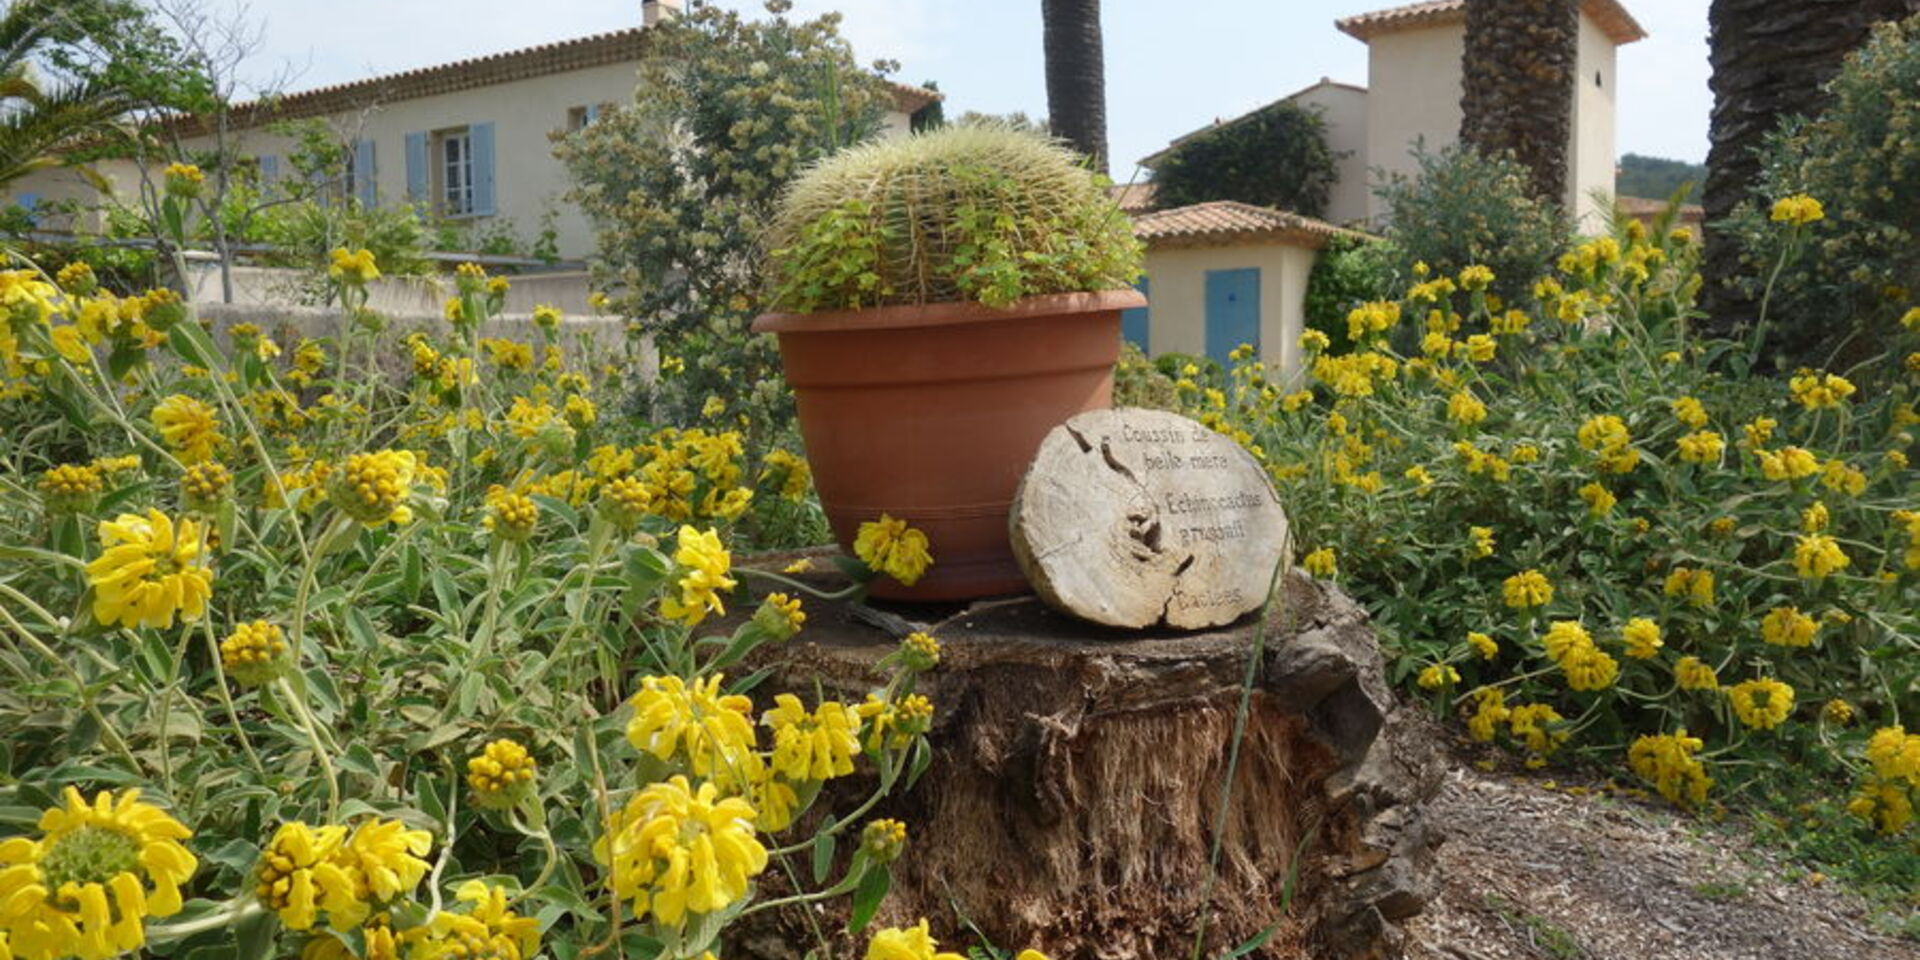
567, 106, 590, 132
436, 128, 474, 216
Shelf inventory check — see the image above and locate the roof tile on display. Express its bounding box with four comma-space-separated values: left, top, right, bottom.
1336, 0, 1646, 46
1130, 200, 1367, 249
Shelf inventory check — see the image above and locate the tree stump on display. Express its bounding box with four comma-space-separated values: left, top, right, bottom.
733, 565, 1442, 960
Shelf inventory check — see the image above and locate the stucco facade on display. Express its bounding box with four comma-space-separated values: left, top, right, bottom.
1360, 20, 1468, 223
1569, 13, 1620, 222
1139, 242, 1316, 381
1283, 80, 1371, 227
8, 15, 930, 261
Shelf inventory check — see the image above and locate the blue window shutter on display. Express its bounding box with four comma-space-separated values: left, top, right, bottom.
584, 104, 600, 125
1204, 268, 1260, 367
470, 122, 495, 216
1120, 276, 1150, 352
16, 192, 38, 211
405, 132, 429, 203
354, 139, 377, 208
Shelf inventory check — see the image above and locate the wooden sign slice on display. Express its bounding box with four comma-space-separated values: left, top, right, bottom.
1010, 408, 1291, 630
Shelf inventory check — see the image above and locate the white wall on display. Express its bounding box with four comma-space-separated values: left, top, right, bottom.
8, 65, 915, 260
1141, 241, 1318, 382
1570, 13, 1619, 229
1286, 83, 1370, 227
1363, 22, 1467, 224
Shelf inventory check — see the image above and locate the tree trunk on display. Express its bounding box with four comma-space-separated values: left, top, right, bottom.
1458, 0, 1579, 210
1701, 0, 1920, 336
733, 566, 1442, 960
1041, 0, 1109, 175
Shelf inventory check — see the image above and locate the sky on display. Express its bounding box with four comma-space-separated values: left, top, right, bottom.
232, 0, 1712, 171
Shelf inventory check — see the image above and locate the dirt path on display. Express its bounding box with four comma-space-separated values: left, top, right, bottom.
1402, 759, 1919, 960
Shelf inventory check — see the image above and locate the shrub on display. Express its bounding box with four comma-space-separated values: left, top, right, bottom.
766, 124, 1142, 312
1729, 14, 1920, 369
1304, 233, 1401, 352
1156, 213, 1920, 851
1146, 100, 1338, 218
1375, 143, 1568, 303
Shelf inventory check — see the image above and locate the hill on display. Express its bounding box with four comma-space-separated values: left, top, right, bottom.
1618, 153, 1705, 203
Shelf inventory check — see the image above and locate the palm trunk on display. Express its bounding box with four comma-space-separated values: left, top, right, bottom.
1041, 0, 1108, 175
1459, 0, 1579, 209
1701, 0, 1920, 336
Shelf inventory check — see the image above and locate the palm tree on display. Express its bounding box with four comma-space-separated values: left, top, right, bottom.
1458, 0, 1580, 210
0, 0, 132, 190
1701, 0, 1920, 334
1040, 0, 1107, 174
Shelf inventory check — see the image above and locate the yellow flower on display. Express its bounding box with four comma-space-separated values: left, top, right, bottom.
661, 525, 737, 626
1728, 678, 1795, 730
1457, 264, 1494, 291
760, 449, 812, 502
1576, 415, 1629, 452
162, 162, 203, 197
0, 787, 196, 960
1662, 567, 1714, 608
1629, 730, 1711, 808
1741, 417, 1777, 448
1675, 430, 1724, 464
254, 822, 352, 930
1468, 526, 1494, 559
485, 491, 540, 542
409, 882, 540, 960
38, 463, 103, 512
1674, 656, 1719, 691
854, 514, 934, 587
1802, 501, 1830, 533
1577, 481, 1616, 517
763, 694, 860, 783
1302, 546, 1337, 577
1462, 333, 1496, 362
86, 510, 213, 629
856, 693, 933, 752
1298, 329, 1331, 352
220, 620, 290, 687
1466, 687, 1509, 741
532, 304, 563, 333
1823, 699, 1854, 725
1540, 620, 1591, 662
626, 674, 761, 781
327, 248, 380, 285
1769, 193, 1824, 226
1865, 726, 1920, 784
1757, 445, 1820, 481
1559, 643, 1618, 691
594, 775, 768, 929
1344, 301, 1400, 341
1788, 370, 1855, 410
866, 920, 967, 960
1670, 396, 1708, 429
1849, 779, 1914, 834
750, 592, 806, 642
330, 450, 416, 526
1416, 664, 1460, 689
1743, 609, 1814, 658
180, 460, 231, 509
861, 819, 908, 864
466, 740, 538, 810
1508, 703, 1568, 765
152, 394, 223, 464
1467, 631, 1498, 660
1792, 533, 1849, 580
1446, 389, 1486, 426
1622, 617, 1663, 659
1501, 569, 1552, 609
1819, 458, 1866, 496
898, 631, 940, 672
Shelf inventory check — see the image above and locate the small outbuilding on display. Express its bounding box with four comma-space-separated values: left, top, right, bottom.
1126, 200, 1366, 380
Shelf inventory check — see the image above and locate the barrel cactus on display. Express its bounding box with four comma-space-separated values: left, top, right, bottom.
765, 124, 1143, 312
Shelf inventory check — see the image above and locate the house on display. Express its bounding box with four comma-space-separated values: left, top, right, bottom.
1123, 201, 1366, 379
7, 0, 938, 261
1119, 0, 1644, 379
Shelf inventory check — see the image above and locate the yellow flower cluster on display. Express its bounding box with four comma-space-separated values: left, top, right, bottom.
0, 788, 197, 960
1769, 194, 1825, 226
1621, 617, 1663, 659
661, 525, 736, 626
152, 394, 223, 465
1670, 396, 1708, 429
1541, 620, 1617, 691
1416, 664, 1460, 689
484, 489, 540, 542
1788, 370, 1855, 410
86, 510, 214, 629
1302, 546, 1337, 577
1675, 430, 1724, 464
1445, 389, 1487, 426
180, 460, 231, 507
626, 674, 759, 781
1662, 566, 1715, 608
1727, 678, 1795, 731
1895, 510, 1920, 570
1467, 631, 1498, 660
1760, 606, 1818, 648
330, 449, 417, 525
466, 739, 538, 809
594, 775, 768, 929
760, 448, 813, 502
1674, 656, 1719, 691
1792, 533, 1849, 580
407, 881, 540, 960
1468, 526, 1494, 559
39, 463, 103, 512
854, 514, 934, 587
254, 819, 432, 931
1756, 445, 1820, 481
1501, 569, 1552, 609
1312, 351, 1398, 398
764, 694, 860, 783
1849, 727, 1920, 834
327, 248, 380, 285
1577, 481, 1615, 517
1629, 730, 1711, 807
857, 693, 934, 752
1345, 301, 1400, 341
750, 592, 806, 642
1575, 414, 1639, 473
1507, 703, 1568, 767
220, 620, 290, 687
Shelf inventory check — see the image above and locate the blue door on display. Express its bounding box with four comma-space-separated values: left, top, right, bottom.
1205, 267, 1260, 367
1121, 277, 1150, 352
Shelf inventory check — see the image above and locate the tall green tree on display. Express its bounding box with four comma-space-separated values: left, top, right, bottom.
1146, 101, 1336, 217
1458, 0, 1579, 209
1041, 0, 1107, 174
1701, 0, 1920, 335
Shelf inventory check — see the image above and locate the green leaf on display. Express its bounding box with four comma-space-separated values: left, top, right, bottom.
846, 862, 891, 934
167, 321, 219, 369
811, 830, 836, 884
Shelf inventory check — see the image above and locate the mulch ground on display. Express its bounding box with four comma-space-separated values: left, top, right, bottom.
1402, 747, 1920, 960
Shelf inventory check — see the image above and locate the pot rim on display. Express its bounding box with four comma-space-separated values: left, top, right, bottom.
750, 288, 1147, 334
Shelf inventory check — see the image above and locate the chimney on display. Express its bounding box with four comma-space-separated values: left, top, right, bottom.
642, 0, 681, 27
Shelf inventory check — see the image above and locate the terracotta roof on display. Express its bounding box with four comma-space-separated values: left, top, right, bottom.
1139, 77, 1366, 168
1616, 195, 1704, 219
1108, 182, 1158, 214
181, 27, 939, 134
1336, 0, 1646, 46
1130, 200, 1368, 250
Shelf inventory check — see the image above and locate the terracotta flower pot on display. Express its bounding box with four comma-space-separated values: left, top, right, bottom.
752, 289, 1147, 601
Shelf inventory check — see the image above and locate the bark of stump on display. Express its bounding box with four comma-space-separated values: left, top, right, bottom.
731, 566, 1441, 960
